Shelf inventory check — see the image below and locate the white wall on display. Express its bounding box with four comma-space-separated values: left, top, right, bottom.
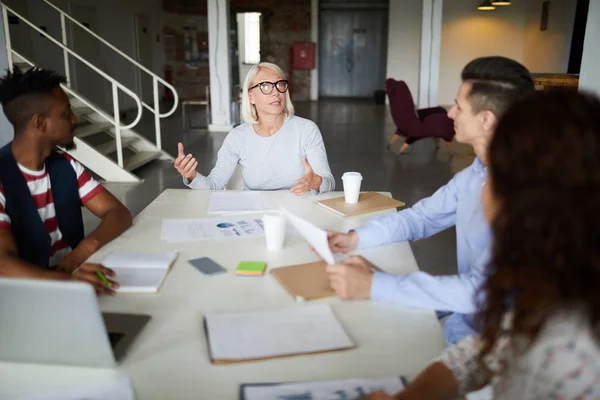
236, 13, 253, 87
522, 0, 577, 73
438, 0, 528, 105
0, 1, 14, 147
386, 0, 423, 105
5, 0, 165, 112
580, 0, 600, 97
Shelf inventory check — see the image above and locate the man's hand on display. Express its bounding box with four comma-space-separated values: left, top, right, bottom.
71, 263, 119, 296
326, 255, 375, 299
290, 157, 322, 195
174, 142, 198, 181
327, 231, 359, 253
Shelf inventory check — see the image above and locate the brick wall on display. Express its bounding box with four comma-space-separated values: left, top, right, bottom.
162, 0, 312, 101
163, 12, 210, 100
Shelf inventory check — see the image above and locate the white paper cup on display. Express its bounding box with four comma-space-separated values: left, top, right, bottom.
342, 172, 362, 204
263, 212, 286, 251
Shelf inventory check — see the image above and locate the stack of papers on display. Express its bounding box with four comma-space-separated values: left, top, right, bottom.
160, 217, 264, 243
236, 261, 266, 277
13, 377, 135, 400
208, 191, 271, 214
204, 304, 355, 363
241, 377, 406, 400
102, 251, 178, 293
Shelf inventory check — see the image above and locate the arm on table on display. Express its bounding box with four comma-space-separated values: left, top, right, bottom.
359, 336, 487, 400
371, 249, 489, 313
354, 172, 462, 249
58, 190, 132, 273
0, 229, 118, 295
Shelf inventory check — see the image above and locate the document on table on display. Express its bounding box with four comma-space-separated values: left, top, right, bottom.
13, 377, 135, 400
205, 304, 355, 362
241, 377, 406, 400
207, 191, 271, 214
160, 219, 213, 242
280, 207, 346, 265
160, 217, 264, 243
102, 251, 178, 293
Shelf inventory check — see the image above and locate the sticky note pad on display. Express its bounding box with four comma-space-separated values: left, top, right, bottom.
236, 261, 266, 277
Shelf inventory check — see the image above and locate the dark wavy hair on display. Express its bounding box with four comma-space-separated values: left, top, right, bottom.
0, 66, 67, 133
478, 90, 600, 364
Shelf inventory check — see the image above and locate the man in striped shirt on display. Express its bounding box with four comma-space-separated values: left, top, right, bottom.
0, 67, 132, 295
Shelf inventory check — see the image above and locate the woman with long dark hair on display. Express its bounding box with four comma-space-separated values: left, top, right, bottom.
362, 91, 600, 399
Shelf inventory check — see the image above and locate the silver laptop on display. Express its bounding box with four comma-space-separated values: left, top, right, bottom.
0, 278, 150, 368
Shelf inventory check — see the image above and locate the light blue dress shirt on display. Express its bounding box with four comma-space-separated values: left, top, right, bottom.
354, 158, 491, 344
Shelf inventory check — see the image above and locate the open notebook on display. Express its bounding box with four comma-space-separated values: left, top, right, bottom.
102, 252, 178, 293
204, 304, 355, 364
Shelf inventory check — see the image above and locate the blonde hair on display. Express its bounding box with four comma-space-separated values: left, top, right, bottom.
241, 62, 295, 124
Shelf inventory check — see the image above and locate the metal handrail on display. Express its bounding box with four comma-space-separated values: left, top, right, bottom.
39, 0, 179, 119
1, 6, 142, 168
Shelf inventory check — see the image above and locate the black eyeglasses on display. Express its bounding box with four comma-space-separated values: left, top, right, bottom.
249, 80, 289, 95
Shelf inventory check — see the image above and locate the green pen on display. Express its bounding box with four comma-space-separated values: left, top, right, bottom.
96, 271, 111, 287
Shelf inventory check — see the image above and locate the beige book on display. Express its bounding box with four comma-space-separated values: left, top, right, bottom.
317, 192, 405, 217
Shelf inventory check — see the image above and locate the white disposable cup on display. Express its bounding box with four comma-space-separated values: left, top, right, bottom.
263, 212, 286, 251
342, 172, 363, 204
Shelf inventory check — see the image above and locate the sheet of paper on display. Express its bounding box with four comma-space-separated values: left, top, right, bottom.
160, 219, 213, 243
102, 252, 178, 269
207, 191, 271, 214
280, 208, 346, 265
102, 252, 177, 292
243, 377, 405, 400
160, 218, 264, 242
111, 267, 170, 293
207, 217, 265, 240
205, 304, 354, 361
13, 377, 135, 400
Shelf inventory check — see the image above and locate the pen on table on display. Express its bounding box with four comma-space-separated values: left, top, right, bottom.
96, 271, 111, 287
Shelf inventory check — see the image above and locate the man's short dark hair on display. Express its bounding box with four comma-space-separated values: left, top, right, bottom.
461, 56, 535, 118
0, 67, 67, 133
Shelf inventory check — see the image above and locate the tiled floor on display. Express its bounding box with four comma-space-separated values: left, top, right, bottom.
85, 99, 475, 277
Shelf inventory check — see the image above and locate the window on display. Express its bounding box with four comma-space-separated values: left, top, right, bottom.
244, 13, 261, 64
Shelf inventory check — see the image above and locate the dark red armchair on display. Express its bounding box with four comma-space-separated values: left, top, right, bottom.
386, 78, 454, 154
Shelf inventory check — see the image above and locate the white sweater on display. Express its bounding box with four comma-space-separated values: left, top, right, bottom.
184, 116, 335, 192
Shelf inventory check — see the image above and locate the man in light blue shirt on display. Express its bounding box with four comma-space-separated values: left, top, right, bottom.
325, 57, 535, 344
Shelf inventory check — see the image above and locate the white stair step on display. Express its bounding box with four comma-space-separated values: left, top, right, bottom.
73, 106, 94, 116
96, 136, 140, 155
75, 122, 112, 139
124, 151, 162, 171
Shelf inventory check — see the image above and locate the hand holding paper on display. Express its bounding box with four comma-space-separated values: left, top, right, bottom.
280, 208, 346, 265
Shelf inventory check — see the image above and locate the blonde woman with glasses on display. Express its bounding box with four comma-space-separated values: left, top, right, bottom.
174, 62, 334, 195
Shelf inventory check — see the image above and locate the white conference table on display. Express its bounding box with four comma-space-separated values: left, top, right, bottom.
0, 189, 445, 399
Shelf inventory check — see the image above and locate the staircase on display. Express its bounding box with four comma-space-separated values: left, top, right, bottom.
1, 0, 179, 182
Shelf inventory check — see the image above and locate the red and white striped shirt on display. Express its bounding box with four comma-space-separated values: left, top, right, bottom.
0, 153, 103, 267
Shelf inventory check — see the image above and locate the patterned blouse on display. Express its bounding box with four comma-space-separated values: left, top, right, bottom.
436, 310, 600, 399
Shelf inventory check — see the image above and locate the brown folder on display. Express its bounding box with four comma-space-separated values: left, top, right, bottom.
317, 192, 405, 217
271, 260, 383, 302
271, 261, 333, 301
